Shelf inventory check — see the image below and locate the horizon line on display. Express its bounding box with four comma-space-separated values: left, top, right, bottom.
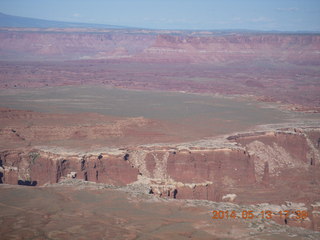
1, 11, 320, 34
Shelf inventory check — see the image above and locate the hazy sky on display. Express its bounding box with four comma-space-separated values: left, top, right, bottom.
1, 0, 319, 31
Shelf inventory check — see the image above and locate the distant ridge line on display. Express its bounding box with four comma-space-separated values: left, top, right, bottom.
0, 12, 129, 29
0, 12, 319, 34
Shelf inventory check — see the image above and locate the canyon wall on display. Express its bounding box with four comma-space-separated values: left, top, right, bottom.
140, 34, 320, 64
0, 150, 138, 186
1, 127, 319, 202
0, 30, 155, 61
1, 127, 320, 229
1, 29, 319, 109
0, 29, 319, 64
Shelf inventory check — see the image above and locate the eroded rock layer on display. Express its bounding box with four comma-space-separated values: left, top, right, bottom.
1, 29, 319, 65
1, 128, 318, 196
1, 29, 320, 110
1, 127, 319, 230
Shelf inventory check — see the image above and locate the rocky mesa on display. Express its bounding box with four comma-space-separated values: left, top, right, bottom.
1, 127, 319, 201
0, 28, 319, 65
1, 127, 320, 230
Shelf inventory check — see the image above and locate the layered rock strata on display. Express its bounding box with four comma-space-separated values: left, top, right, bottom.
0, 127, 318, 197
1, 29, 319, 64
1, 127, 319, 229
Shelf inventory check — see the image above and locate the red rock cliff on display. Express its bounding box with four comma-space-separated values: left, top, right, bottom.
0, 29, 319, 65
0, 128, 319, 204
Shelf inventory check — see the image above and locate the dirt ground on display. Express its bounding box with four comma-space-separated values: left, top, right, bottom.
1, 85, 318, 151
1, 183, 319, 240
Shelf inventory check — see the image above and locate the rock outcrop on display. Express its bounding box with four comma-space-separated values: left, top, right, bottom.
1, 29, 319, 110
1, 127, 319, 197
1, 29, 319, 65
1, 127, 319, 229
0, 150, 138, 186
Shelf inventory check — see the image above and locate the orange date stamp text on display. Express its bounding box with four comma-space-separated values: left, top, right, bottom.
211, 210, 308, 220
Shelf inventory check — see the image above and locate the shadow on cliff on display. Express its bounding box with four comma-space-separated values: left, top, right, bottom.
173, 189, 178, 199
0, 159, 2, 183
18, 180, 37, 186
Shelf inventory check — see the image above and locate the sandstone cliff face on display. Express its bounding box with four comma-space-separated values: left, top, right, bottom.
166, 149, 255, 184
0, 150, 138, 186
1, 128, 320, 231
140, 34, 320, 64
233, 131, 315, 180
1, 128, 319, 203
1, 29, 319, 65
125, 148, 255, 201
0, 30, 155, 60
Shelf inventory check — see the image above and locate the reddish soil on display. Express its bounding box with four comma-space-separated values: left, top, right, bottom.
1, 27, 320, 237
1, 61, 319, 111
0, 28, 319, 110
2, 184, 319, 240
1, 125, 319, 231
0, 107, 187, 151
